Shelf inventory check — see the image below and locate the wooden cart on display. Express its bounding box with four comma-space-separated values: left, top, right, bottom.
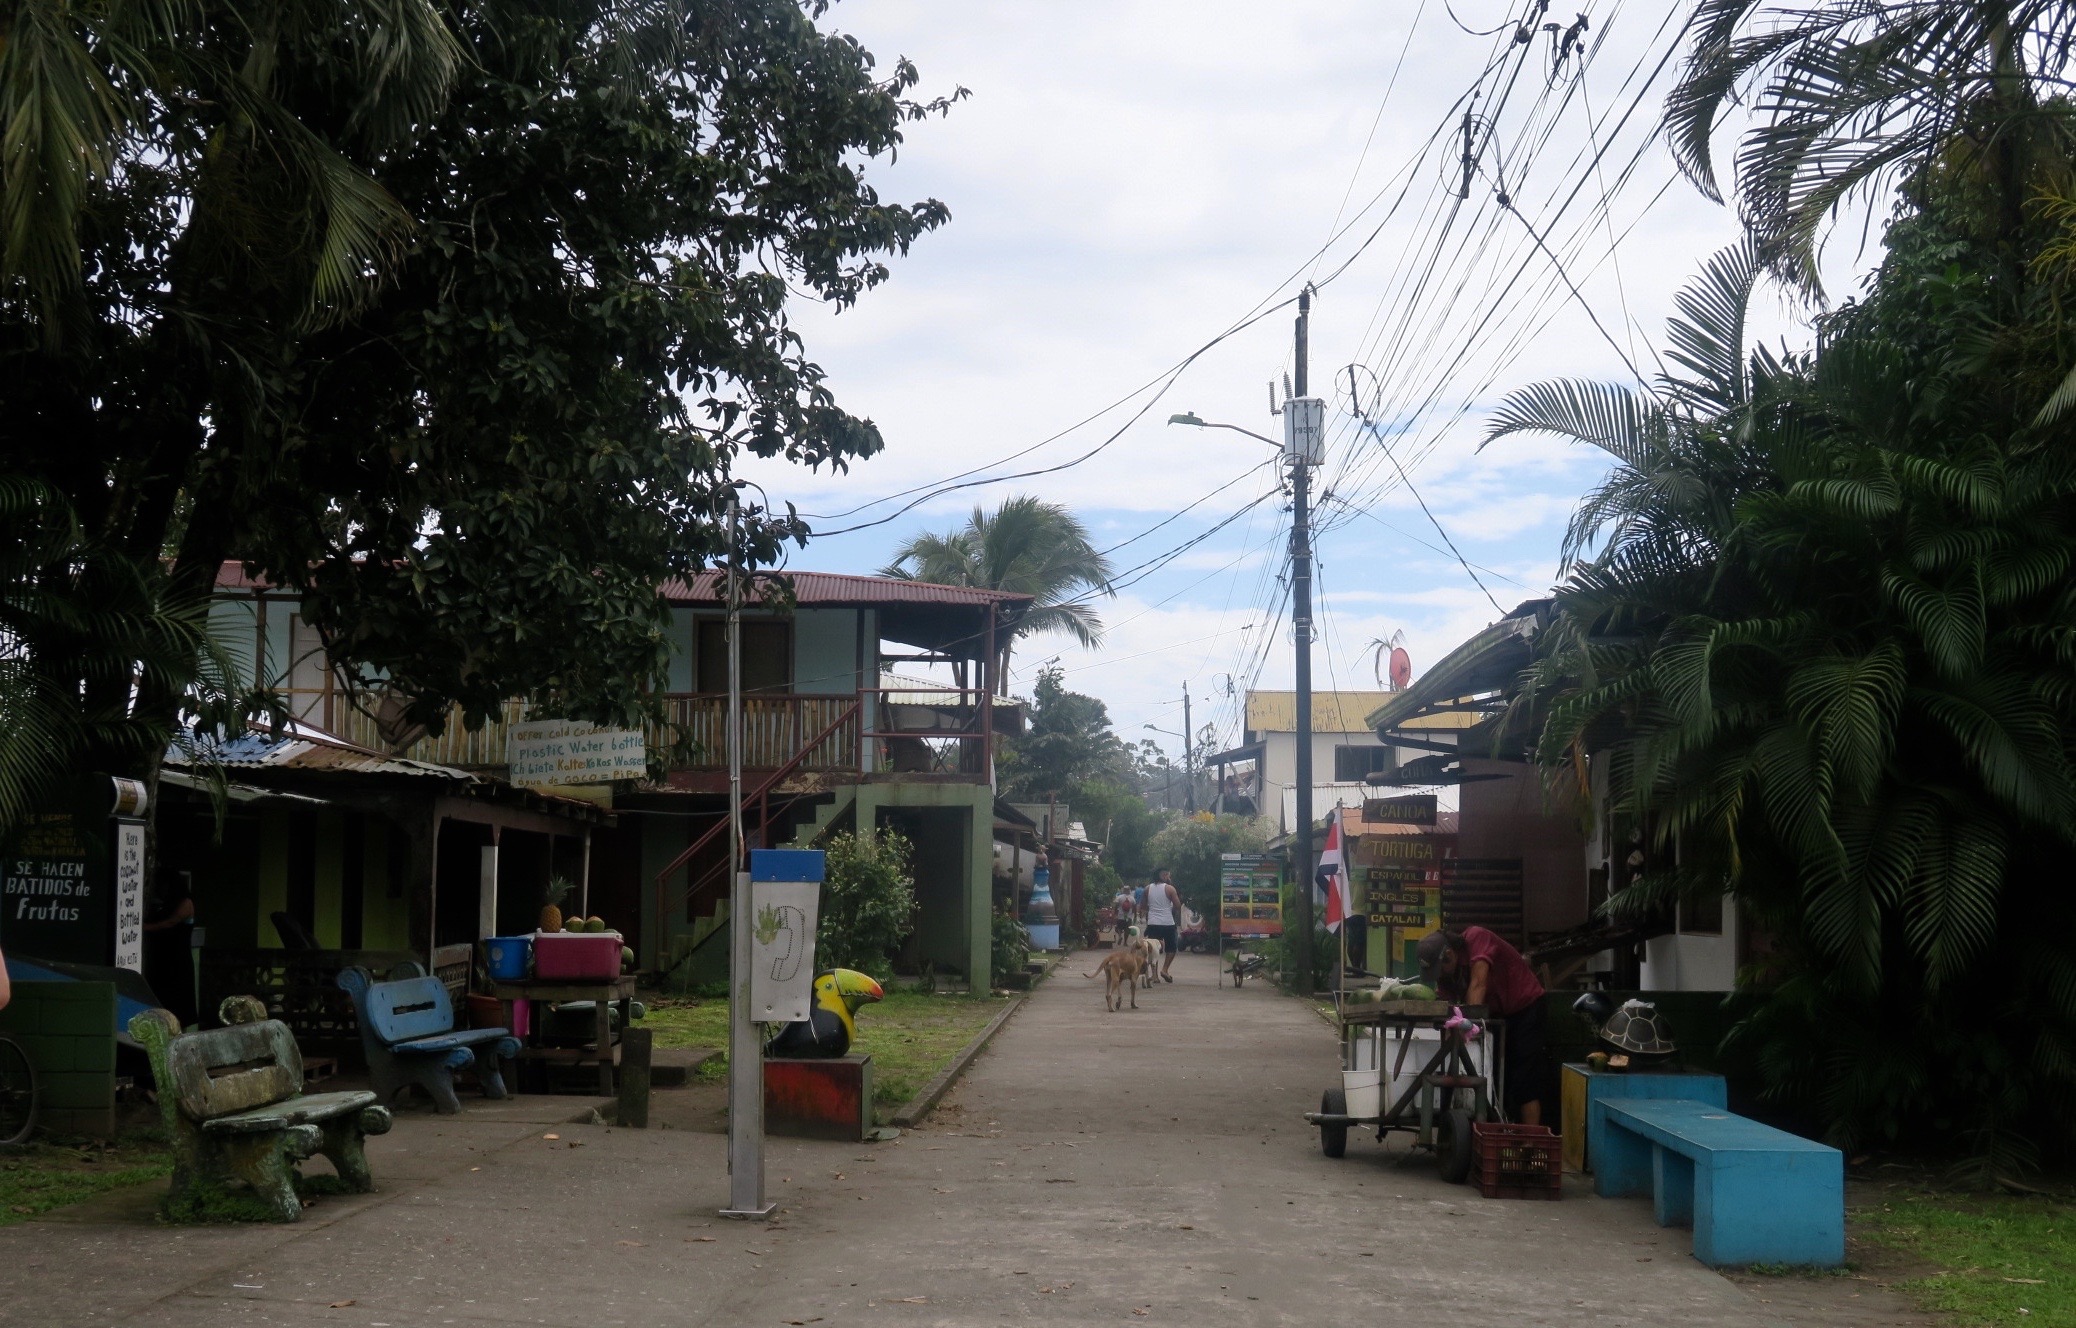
1302, 999, 1502, 1183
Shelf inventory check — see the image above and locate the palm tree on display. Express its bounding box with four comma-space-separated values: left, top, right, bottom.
882, 496, 1114, 691
1489, 233, 2076, 1161
1667, 1, 2076, 286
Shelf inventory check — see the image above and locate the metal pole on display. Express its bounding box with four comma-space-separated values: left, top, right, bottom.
721, 491, 772, 1218
1291, 287, 1316, 994
1182, 688, 1195, 814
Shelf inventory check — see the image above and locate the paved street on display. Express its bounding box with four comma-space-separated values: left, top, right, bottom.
1, 952, 1923, 1327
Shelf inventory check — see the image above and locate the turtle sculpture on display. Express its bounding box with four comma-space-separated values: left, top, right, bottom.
764, 968, 885, 1059
1599, 998, 1677, 1059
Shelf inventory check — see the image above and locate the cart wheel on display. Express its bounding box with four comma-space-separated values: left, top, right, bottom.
1319, 1089, 1348, 1159
1437, 1106, 1474, 1184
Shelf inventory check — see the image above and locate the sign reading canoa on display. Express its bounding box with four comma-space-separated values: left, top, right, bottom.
508, 720, 646, 787
1363, 793, 1437, 826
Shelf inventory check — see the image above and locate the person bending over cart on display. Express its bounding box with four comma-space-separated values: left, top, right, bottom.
1417, 927, 1547, 1126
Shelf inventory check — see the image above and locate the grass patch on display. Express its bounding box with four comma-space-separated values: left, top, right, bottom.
644, 988, 1013, 1110
0, 1133, 173, 1226
1860, 1191, 2076, 1325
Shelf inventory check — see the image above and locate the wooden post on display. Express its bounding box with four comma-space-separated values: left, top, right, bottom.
618, 1026, 653, 1128
981, 602, 996, 780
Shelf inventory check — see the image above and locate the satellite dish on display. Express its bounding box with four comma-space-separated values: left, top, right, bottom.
1388, 647, 1412, 691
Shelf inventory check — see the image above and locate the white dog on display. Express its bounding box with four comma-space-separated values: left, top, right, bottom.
1132, 935, 1165, 986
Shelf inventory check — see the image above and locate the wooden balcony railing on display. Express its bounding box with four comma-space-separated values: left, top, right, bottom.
655, 693, 861, 771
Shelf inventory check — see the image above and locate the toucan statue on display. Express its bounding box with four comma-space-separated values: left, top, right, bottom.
764, 968, 885, 1058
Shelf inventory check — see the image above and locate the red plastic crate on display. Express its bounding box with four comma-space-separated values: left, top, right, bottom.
532, 931, 623, 979
1472, 1121, 1562, 1200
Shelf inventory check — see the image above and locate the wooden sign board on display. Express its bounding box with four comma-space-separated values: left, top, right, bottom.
1356, 835, 1437, 867
1218, 853, 1282, 936
1364, 794, 1437, 826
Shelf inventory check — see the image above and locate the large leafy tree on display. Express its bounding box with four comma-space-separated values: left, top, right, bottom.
0, 0, 956, 813
1496, 208, 2076, 1160
882, 495, 1113, 688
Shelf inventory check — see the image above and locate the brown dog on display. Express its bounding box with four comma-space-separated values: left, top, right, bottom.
1084, 947, 1146, 1011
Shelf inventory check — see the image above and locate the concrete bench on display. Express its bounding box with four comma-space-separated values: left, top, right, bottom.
130, 997, 392, 1221
1593, 1097, 1843, 1267
339, 964, 519, 1114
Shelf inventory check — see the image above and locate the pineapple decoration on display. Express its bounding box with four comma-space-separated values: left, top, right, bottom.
539, 876, 575, 934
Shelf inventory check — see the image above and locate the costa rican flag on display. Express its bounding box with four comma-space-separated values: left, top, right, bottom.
1315, 815, 1352, 933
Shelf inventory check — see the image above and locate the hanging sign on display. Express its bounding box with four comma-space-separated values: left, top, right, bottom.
1364, 794, 1437, 826
113, 820, 145, 972
1357, 835, 1437, 866
508, 720, 647, 787
748, 850, 824, 1024
2, 812, 109, 963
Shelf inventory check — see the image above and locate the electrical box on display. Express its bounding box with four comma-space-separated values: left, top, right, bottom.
1283, 396, 1325, 465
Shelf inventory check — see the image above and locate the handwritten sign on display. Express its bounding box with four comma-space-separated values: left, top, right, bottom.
508, 720, 646, 787
113, 820, 145, 972
2, 812, 109, 963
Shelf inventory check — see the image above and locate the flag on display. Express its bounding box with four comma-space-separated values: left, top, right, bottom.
1315, 814, 1352, 933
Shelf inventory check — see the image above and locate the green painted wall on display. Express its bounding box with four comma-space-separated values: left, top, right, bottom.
361, 819, 410, 950
313, 811, 344, 948
255, 811, 289, 936
792, 609, 856, 694
0, 982, 115, 1136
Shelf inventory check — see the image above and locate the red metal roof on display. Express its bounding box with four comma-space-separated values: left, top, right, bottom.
218, 562, 1027, 609
660, 571, 1031, 608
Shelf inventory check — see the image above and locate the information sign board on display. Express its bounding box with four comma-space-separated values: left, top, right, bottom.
1363, 793, 1437, 826
508, 720, 647, 787
1218, 853, 1283, 936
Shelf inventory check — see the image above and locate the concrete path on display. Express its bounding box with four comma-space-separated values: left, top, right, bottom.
1, 952, 1926, 1327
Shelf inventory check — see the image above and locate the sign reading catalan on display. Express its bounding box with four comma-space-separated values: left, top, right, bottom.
1363, 793, 1437, 826
508, 720, 647, 788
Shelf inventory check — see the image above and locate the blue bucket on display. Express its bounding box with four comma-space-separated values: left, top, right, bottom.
484, 935, 532, 981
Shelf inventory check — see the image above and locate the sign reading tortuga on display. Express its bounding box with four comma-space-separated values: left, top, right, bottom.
507, 720, 647, 787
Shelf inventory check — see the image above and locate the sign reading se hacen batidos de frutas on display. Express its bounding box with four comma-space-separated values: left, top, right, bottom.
507, 719, 647, 788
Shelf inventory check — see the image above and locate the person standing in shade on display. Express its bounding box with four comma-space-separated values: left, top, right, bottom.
143, 869, 197, 1027
1417, 926, 1548, 1125
1142, 869, 1184, 984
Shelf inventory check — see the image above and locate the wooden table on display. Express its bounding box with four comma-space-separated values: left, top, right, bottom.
488, 976, 637, 1096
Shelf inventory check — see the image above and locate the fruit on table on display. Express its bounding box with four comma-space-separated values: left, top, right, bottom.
539, 904, 563, 933
587, 917, 609, 933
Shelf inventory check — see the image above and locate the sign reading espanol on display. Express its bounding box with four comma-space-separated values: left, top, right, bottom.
507, 720, 647, 788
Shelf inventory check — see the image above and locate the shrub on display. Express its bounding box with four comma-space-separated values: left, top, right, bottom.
816, 830, 915, 979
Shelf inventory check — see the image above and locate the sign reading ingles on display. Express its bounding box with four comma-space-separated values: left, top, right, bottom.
508, 720, 647, 787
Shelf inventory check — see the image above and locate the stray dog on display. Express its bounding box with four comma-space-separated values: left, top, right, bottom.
1132, 936, 1165, 986
1084, 947, 1147, 1011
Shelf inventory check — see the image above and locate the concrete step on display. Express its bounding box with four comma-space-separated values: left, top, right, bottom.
651, 1045, 719, 1088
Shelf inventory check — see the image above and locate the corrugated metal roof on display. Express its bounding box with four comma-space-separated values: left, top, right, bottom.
661, 570, 1032, 608
1246, 691, 1405, 734
173, 724, 471, 781
218, 562, 1031, 610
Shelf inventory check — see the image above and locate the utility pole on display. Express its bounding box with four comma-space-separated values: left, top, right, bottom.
721, 490, 772, 1219
1289, 287, 1318, 994
1182, 688, 1195, 814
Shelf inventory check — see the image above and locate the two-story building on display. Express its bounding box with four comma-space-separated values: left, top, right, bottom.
203, 566, 1028, 989
1205, 690, 1466, 833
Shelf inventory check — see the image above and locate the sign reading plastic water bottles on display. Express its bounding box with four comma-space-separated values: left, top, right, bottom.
748, 850, 824, 1024
113, 819, 145, 972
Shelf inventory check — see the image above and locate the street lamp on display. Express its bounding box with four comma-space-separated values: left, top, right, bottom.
1164, 287, 1323, 993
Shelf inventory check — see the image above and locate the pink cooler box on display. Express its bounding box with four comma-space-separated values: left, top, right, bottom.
531, 931, 624, 979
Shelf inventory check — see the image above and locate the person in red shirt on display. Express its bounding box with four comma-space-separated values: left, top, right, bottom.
1417, 926, 1548, 1126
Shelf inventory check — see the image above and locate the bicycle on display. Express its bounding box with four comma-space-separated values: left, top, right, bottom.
0, 1033, 39, 1148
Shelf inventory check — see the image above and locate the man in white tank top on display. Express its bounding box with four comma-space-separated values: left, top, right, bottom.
1142, 869, 1183, 983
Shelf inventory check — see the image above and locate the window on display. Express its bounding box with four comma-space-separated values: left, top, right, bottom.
1679, 890, 1724, 936
695, 620, 791, 692
1333, 744, 1394, 782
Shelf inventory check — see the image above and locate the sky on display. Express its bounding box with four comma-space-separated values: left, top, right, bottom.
738, 0, 1804, 755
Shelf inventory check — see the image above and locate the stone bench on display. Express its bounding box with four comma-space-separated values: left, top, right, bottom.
130, 997, 392, 1222
339, 964, 519, 1114
1593, 1097, 1843, 1267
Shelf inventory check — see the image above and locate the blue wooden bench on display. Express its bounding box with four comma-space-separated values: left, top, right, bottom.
1591, 1097, 1843, 1267
338, 964, 519, 1114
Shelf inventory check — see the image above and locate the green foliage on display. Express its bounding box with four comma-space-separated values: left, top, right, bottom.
998, 665, 1131, 801
815, 831, 916, 980
883, 496, 1115, 679
2, 0, 956, 798
1145, 812, 1267, 924
990, 906, 1031, 988
1503, 167, 2076, 1155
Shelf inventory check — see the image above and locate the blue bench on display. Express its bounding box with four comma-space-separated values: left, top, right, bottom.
1592, 1097, 1843, 1267
339, 965, 520, 1114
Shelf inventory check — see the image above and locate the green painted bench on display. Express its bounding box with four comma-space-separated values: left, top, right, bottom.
130, 996, 393, 1221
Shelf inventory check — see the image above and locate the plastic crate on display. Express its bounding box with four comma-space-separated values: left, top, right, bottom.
532, 931, 624, 979
1472, 1121, 1562, 1200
